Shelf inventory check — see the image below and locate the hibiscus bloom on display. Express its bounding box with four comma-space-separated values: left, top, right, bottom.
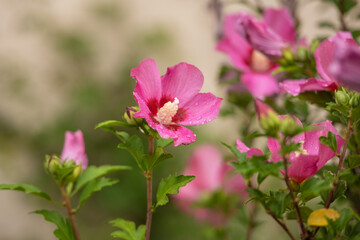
236, 8, 297, 59
268, 119, 344, 183
131, 58, 222, 146
330, 36, 360, 92
175, 145, 247, 226
216, 12, 281, 98
61, 130, 88, 170
281, 32, 357, 96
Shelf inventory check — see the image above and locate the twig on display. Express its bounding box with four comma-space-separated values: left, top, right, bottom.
60, 186, 81, 240
145, 136, 154, 240
267, 208, 297, 240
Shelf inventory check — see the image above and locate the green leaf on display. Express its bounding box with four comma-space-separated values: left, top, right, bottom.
247, 188, 266, 206
222, 142, 247, 162
319, 132, 338, 153
0, 184, 52, 201
300, 178, 332, 201
156, 138, 173, 148
110, 218, 145, 240
348, 155, 360, 169
116, 132, 145, 171
95, 120, 134, 132
267, 190, 291, 218
143, 146, 173, 170
73, 165, 130, 195
34, 210, 75, 240
77, 177, 119, 210
155, 174, 195, 208
287, 206, 313, 222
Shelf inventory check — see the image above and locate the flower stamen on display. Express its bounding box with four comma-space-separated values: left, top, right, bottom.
155, 98, 179, 124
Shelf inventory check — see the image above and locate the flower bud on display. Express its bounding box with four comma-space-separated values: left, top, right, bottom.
335, 90, 349, 106
350, 95, 359, 108
66, 164, 82, 183
282, 49, 294, 63
280, 116, 299, 136
260, 111, 280, 136
45, 155, 61, 174
124, 106, 141, 125
296, 47, 308, 61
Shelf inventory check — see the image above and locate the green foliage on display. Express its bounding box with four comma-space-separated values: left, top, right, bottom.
95, 120, 135, 132
73, 165, 130, 195
300, 177, 332, 202
77, 177, 119, 211
348, 155, 360, 168
0, 184, 52, 201
110, 218, 145, 240
267, 190, 291, 218
287, 206, 313, 222
34, 210, 76, 240
319, 132, 338, 153
155, 174, 195, 208
143, 146, 173, 170
116, 132, 145, 171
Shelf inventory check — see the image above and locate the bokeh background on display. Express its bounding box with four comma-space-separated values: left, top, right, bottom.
0, 0, 356, 239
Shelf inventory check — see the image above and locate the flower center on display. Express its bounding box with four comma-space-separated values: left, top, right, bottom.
155, 98, 179, 124
295, 141, 308, 157
250, 50, 272, 72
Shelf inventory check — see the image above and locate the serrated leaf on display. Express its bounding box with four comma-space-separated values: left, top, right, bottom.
155, 174, 195, 208
110, 218, 145, 240
73, 165, 130, 195
319, 132, 338, 152
77, 177, 119, 210
267, 190, 291, 218
34, 210, 75, 240
287, 206, 313, 222
143, 146, 173, 170
300, 178, 332, 201
0, 184, 52, 201
116, 132, 145, 171
222, 142, 247, 162
348, 155, 360, 168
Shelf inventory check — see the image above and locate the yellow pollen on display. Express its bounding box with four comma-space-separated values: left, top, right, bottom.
155, 98, 179, 124
295, 141, 308, 157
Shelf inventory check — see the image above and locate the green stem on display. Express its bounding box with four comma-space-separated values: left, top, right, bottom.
145, 136, 154, 240
60, 185, 81, 240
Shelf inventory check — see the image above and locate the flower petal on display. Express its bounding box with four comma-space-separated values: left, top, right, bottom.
216, 14, 253, 71
280, 78, 338, 96
242, 72, 279, 99
176, 93, 222, 126
61, 130, 88, 169
264, 8, 296, 44
288, 155, 319, 183
161, 62, 204, 107
236, 139, 263, 157
131, 58, 162, 103
154, 123, 196, 146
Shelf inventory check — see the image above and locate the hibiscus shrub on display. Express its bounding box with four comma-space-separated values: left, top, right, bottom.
1, 0, 360, 240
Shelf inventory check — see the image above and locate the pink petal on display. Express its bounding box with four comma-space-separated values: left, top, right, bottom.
264, 8, 296, 45
152, 123, 196, 146
216, 14, 253, 71
176, 93, 222, 126
161, 62, 204, 107
236, 139, 263, 158
315, 39, 337, 83
61, 130, 88, 169
288, 155, 319, 183
131, 58, 162, 103
280, 78, 338, 96
268, 138, 282, 163
242, 72, 279, 99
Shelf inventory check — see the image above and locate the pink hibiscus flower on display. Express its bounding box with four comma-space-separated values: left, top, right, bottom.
216, 12, 282, 99
268, 119, 344, 183
281, 32, 357, 96
131, 59, 222, 146
175, 145, 247, 226
61, 130, 88, 170
236, 8, 297, 59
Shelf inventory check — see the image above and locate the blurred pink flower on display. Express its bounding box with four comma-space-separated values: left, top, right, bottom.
281, 32, 357, 96
131, 58, 222, 146
330, 36, 360, 92
216, 13, 279, 98
175, 145, 247, 226
61, 130, 88, 170
236, 8, 296, 59
268, 119, 344, 183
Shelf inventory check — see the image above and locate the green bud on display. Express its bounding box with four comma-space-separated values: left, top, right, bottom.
280, 116, 299, 136
282, 49, 294, 62
123, 106, 141, 125
45, 155, 61, 174
335, 90, 350, 106
64, 164, 82, 184
350, 95, 359, 108
260, 111, 280, 137
296, 47, 308, 61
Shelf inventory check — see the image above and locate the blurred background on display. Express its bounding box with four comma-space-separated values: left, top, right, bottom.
0, 0, 353, 239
